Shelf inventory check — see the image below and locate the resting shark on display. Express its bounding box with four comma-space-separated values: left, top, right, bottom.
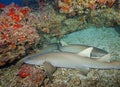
24, 41, 108, 60
58, 41, 108, 58
24, 48, 120, 69
23, 47, 120, 80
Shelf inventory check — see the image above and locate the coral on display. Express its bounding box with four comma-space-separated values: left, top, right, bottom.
88, 8, 120, 27
0, 3, 40, 66
33, 4, 64, 38
17, 64, 46, 87
97, 0, 107, 4
107, 0, 115, 7
57, 0, 117, 14
63, 0, 72, 6
58, 0, 73, 13
0, 63, 120, 87
55, 0, 118, 28
97, 0, 115, 7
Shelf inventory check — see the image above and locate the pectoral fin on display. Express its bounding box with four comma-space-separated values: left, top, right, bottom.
43, 61, 57, 82
77, 67, 90, 76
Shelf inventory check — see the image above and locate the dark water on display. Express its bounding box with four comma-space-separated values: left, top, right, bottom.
0, 0, 22, 5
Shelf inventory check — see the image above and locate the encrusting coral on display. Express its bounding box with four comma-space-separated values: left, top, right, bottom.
58, 0, 116, 14
0, 3, 40, 66
16, 64, 46, 86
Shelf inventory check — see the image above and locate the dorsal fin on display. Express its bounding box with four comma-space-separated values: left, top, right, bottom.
59, 40, 68, 46
78, 47, 93, 57
97, 54, 111, 62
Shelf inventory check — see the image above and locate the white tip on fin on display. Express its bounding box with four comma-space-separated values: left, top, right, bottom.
97, 54, 111, 62
59, 40, 68, 46
78, 47, 93, 57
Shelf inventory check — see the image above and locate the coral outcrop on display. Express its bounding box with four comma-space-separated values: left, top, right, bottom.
0, 3, 40, 66
17, 64, 46, 86
58, 0, 116, 14
56, 0, 120, 27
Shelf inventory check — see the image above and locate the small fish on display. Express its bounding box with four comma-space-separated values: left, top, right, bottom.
59, 40, 108, 58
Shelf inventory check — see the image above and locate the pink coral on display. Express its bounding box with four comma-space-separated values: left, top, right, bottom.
0, 3, 40, 66
17, 64, 46, 86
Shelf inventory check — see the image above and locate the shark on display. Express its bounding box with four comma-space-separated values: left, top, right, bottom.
58, 40, 108, 58
23, 47, 120, 80
22, 41, 108, 61
30, 41, 108, 59
37, 43, 59, 54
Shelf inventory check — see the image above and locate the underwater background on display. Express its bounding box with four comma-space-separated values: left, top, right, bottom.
0, 0, 120, 87
0, 0, 21, 5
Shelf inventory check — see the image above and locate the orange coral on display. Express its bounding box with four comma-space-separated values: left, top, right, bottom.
63, 0, 72, 6
9, 8, 15, 13
89, 3, 97, 10
2, 34, 8, 40
0, 25, 2, 30
9, 43, 16, 49
3, 23, 9, 28
18, 34, 26, 42
42, 27, 49, 33
12, 24, 23, 29
6, 6, 30, 22
61, 5, 71, 13
11, 14, 21, 22
107, 0, 115, 7
18, 64, 31, 78
17, 64, 46, 86
58, 0, 72, 13
7, 8, 21, 22
97, 0, 107, 4
0, 3, 40, 67
97, 0, 115, 7
19, 8, 30, 18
